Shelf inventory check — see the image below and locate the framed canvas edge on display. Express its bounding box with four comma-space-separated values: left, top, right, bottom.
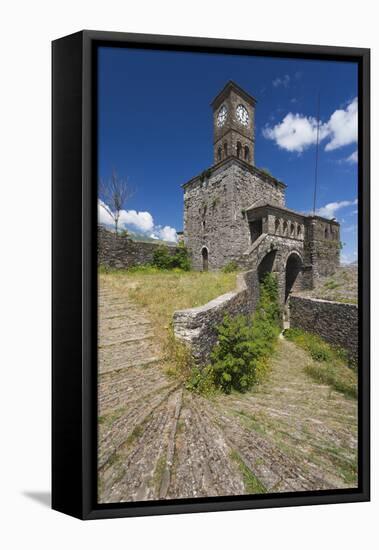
52, 30, 370, 520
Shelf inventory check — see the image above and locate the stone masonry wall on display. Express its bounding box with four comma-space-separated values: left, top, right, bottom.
98, 226, 178, 269
173, 270, 259, 365
304, 217, 340, 282
183, 159, 285, 271
289, 295, 358, 363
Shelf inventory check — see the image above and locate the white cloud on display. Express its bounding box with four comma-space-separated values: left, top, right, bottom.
98, 200, 177, 242
273, 74, 290, 88
324, 98, 358, 151
316, 198, 358, 219
98, 199, 114, 225
263, 98, 357, 154
344, 150, 358, 164
262, 113, 327, 153
154, 226, 178, 242
118, 209, 154, 232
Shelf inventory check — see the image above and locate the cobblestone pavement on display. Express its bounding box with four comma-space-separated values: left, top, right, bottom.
98, 281, 358, 503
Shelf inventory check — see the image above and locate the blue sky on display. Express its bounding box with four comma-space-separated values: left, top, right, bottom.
98, 46, 358, 263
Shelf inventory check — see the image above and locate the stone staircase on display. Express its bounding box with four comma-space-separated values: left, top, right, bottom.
97, 279, 357, 503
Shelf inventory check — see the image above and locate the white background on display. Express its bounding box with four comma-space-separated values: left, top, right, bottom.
0, 1, 376, 548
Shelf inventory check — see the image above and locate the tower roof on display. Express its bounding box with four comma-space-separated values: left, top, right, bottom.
210, 80, 257, 109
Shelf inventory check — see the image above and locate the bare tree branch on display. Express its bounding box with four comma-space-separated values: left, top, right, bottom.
99, 170, 134, 234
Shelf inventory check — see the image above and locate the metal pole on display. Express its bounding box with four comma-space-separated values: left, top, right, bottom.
313, 92, 321, 214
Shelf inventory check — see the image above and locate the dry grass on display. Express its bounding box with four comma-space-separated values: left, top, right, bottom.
297, 266, 358, 304
100, 268, 236, 327
99, 269, 237, 377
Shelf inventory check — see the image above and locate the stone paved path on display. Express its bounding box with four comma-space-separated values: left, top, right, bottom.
98, 281, 358, 503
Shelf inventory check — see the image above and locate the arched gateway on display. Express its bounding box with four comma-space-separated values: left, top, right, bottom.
257, 246, 304, 306
285, 252, 303, 302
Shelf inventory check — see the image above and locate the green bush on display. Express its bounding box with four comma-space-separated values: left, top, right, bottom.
152, 245, 173, 269
152, 243, 191, 271
208, 273, 281, 394
172, 243, 191, 271
186, 364, 215, 395
221, 261, 239, 273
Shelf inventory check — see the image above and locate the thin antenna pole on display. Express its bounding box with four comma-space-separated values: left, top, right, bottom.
313, 92, 321, 214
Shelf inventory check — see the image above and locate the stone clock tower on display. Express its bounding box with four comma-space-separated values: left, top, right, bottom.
211, 80, 256, 166
182, 80, 339, 285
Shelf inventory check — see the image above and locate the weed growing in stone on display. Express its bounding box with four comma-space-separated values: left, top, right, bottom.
230, 450, 267, 494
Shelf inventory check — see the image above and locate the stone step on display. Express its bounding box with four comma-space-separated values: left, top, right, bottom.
99, 355, 162, 375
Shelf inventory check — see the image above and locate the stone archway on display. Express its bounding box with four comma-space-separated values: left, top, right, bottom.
258, 249, 277, 282
285, 252, 303, 302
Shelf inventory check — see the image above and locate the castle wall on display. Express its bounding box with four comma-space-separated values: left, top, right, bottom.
304, 217, 340, 283
98, 226, 178, 269
183, 160, 286, 270
289, 295, 358, 363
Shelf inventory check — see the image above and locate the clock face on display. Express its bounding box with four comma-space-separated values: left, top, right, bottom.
236, 104, 249, 126
217, 105, 228, 127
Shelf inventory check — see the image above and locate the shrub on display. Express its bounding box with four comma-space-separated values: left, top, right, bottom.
210, 314, 258, 393
186, 364, 215, 395
152, 244, 191, 271
207, 273, 281, 394
222, 261, 239, 273
172, 243, 191, 271
152, 245, 173, 269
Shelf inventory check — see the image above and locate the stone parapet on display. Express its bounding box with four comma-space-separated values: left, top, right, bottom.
173, 271, 258, 364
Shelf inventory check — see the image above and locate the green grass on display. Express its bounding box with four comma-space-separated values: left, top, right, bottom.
284, 328, 357, 399
230, 450, 267, 494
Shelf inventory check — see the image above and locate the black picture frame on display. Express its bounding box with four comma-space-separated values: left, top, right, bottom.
52, 30, 370, 520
